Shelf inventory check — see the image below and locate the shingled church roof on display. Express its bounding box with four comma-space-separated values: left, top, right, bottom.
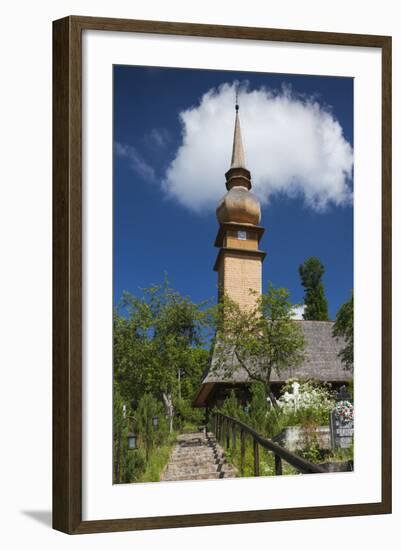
202, 320, 351, 385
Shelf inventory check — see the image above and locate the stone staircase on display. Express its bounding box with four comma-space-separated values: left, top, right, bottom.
161, 431, 237, 482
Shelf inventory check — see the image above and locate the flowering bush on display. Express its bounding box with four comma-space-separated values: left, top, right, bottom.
276, 380, 335, 426
335, 400, 354, 422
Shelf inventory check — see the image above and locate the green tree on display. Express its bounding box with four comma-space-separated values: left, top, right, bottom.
299, 257, 329, 320
333, 291, 354, 371
114, 278, 211, 432
174, 347, 209, 429
220, 390, 246, 421
213, 283, 306, 406
248, 382, 270, 432
113, 310, 156, 405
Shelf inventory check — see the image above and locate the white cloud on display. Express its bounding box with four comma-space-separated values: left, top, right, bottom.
146, 127, 171, 148
162, 82, 353, 213
115, 142, 155, 182
291, 305, 305, 320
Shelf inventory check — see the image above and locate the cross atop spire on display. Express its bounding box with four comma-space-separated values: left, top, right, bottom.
230, 95, 246, 169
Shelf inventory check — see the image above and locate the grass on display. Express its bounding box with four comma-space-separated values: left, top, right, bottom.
224, 438, 301, 478
220, 429, 353, 478
137, 432, 177, 482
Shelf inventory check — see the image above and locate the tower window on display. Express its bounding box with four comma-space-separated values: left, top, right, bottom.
237, 230, 247, 240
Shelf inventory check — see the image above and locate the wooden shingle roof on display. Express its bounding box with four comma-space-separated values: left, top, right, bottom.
202, 320, 351, 385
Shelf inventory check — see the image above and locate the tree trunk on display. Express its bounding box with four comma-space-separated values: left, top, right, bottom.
114, 426, 122, 483
162, 392, 174, 433
265, 383, 278, 408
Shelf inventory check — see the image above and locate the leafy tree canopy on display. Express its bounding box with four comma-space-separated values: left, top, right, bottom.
212, 283, 306, 405
114, 278, 212, 428
333, 291, 353, 371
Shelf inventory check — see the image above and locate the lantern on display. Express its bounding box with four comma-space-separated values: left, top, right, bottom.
127, 432, 137, 450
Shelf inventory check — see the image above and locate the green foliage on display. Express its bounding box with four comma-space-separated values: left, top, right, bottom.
177, 347, 210, 405
124, 448, 146, 483
114, 278, 211, 425
113, 383, 134, 483
277, 379, 335, 426
248, 382, 270, 432
174, 397, 204, 430
299, 257, 329, 320
222, 430, 300, 478
113, 279, 214, 483
220, 390, 246, 421
333, 291, 354, 371
299, 435, 323, 463
136, 393, 167, 452
215, 379, 338, 475
115, 279, 211, 405
138, 432, 177, 482
213, 283, 306, 404
113, 391, 174, 483
214, 383, 354, 477
327, 441, 354, 463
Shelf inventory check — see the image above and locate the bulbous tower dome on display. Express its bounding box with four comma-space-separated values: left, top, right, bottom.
216, 102, 261, 226
216, 186, 261, 225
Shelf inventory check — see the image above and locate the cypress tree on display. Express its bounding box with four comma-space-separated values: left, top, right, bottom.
299, 257, 329, 320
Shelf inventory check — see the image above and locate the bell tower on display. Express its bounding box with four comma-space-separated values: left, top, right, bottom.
214, 99, 265, 310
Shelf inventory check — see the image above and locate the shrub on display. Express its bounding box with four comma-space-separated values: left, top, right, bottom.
276, 379, 335, 426
223, 390, 246, 415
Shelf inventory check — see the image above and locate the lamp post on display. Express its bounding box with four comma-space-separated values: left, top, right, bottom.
127, 431, 137, 450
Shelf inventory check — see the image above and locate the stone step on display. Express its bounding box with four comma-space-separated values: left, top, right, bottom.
170, 453, 223, 462
163, 472, 221, 481
163, 471, 237, 481
168, 458, 220, 467
171, 444, 224, 453
169, 458, 225, 467
160, 431, 237, 482
168, 464, 226, 473
170, 453, 220, 462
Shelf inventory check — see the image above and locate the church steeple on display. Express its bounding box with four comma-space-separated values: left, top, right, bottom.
213, 97, 266, 310
224, 97, 252, 192
217, 99, 260, 225
230, 102, 246, 169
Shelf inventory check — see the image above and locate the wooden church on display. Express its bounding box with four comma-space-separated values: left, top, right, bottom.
194, 100, 351, 409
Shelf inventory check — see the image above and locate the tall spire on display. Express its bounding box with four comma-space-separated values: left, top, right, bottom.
225, 91, 251, 191
230, 95, 246, 169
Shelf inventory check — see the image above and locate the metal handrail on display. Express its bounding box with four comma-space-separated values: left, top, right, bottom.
212, 412, 326, 475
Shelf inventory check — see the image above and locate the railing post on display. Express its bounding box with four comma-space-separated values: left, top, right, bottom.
240, 429, 246, 476
275, 453, 283, 475
253, 438, 260, 476
211, 413, 325, 475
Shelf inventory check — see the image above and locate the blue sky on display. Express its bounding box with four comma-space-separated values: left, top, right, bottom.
113, 65, 353, 320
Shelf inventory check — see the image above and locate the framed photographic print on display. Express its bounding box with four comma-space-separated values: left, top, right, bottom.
53, 16, 392, 534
